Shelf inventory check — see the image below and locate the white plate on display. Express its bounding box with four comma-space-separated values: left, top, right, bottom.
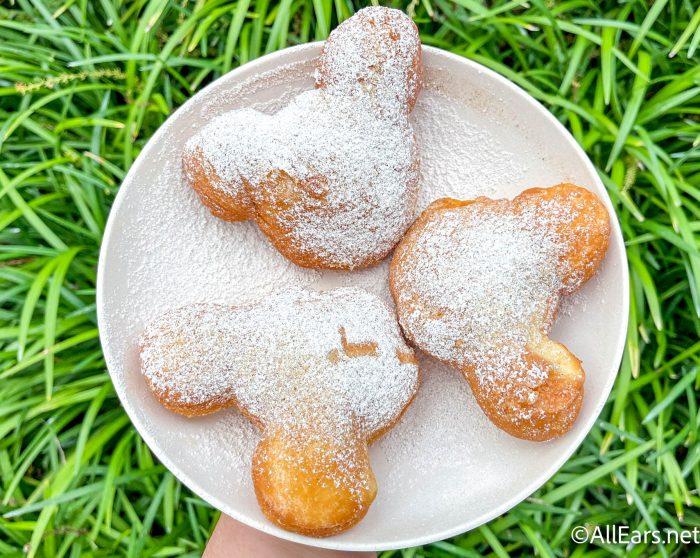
97, 44, 629, 551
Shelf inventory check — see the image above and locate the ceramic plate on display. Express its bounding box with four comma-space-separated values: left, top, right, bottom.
96, 44, 629, 551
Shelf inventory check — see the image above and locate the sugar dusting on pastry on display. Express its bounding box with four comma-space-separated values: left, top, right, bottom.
316, 6, 422, 117
390, 185, 610, 440
183, 7, 422, 270
140, 287, 418, 438
186, 91, 418, 268
394, 202, 563, 370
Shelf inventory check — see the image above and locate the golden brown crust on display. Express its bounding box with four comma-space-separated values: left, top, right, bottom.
252, 430, 377, 537
251, 370, 421, 536
390, 183, 610, 442
463, 336, 585, 441
182, 147, 253, 221
142, 358, 268, 428
147, 385, 236, 417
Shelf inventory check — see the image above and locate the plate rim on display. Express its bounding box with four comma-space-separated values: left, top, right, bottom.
96, 42, 630, 551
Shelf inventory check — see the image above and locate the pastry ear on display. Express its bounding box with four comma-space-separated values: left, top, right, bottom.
316, 7, 423, 115
514, 183, 610, 294
252, 428, 377, 537
182, 146, 254, 222
464, 332, 584, 442
140, 304, 243, 418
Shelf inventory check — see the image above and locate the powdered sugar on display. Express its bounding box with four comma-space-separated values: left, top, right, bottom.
316, 6, 421, 118
141, 288, 418, 439
412, 96, 527, 205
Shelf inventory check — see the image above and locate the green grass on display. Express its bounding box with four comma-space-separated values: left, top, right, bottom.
0, 0, 698, 556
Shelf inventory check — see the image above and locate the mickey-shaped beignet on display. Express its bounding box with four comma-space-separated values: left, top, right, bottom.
183, 7, 422, 270
140, 288, 419, 536
390, 184, 610, 442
